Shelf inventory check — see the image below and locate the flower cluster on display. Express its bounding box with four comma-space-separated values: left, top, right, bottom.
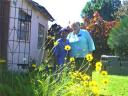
67, 68, 109, 95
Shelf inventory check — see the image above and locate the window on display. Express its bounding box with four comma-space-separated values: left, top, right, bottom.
38, 24, 45, 49
17, 9, 31, 41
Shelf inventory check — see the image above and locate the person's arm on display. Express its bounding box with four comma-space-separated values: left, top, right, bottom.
86, 31, 95, 53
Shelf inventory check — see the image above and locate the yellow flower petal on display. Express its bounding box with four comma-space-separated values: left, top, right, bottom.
85, 54, 93, 62
0, 59, 6, 64
95, 62, 102, 67
54, 41, 59, 46
101, 71, 108, 76
70, 57, 75, 62
92, 86, 100, 95
95, 66, 101, 72
32, 64, 36, 68
64, 45, 71, 51
89, 81, 97, 87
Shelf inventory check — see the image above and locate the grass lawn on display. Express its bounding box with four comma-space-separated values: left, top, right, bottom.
107, 75, 128, 96
93, 72, 128, 96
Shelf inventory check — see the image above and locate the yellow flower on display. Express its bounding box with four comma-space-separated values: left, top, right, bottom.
52, 36, 55, 40
82, 75, 90, 81
0, 59, 6, 64
64, 45, 71, 51
101, 71, 108, 76
102, 79, 109, 85
72, 72, 77, 77
95, 62, 102, 68
54, 41, 59, 46
32, 64, 36, 68
95, 66, 101, 72
85, 54, 93, 62
89, 81, 97, 87
81, 81, 88, 87
70, 57, 75, 62
92, 86, 100, 95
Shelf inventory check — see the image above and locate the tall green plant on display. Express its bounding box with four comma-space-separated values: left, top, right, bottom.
0, 72, 34, 96
108, 16, 128, 56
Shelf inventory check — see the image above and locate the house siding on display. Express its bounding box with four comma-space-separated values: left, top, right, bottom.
8, 0, 48, 71
30, 6, 48, 65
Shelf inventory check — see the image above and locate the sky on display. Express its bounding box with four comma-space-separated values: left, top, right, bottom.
33, 0, 88, 27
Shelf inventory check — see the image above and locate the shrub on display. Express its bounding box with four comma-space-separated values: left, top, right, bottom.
108, 16, 128, 56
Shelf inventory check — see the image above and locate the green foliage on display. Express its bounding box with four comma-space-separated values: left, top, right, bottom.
1, 49, 128, 96
0, 72, 34, 96
114, 1, 128, 19
1, 62, 128, 95
106, 75, 128, 96
93, 72, 128, 96
108, 16, 128, 56
81, 0, 121, 20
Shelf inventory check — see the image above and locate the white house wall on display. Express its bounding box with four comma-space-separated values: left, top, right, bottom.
8, 0, 48, 71
30, 4, 48, 65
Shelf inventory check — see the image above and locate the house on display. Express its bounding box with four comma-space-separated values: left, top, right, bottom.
0, 0, 54, 71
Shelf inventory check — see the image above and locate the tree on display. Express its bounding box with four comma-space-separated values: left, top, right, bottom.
81, 11, 117, 60
81, 0, 121, 21
114, 0, 128, 19
108, 16, 128, 56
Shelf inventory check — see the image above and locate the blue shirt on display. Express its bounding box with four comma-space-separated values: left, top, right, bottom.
53, 38, 70, 65
67, 29, 95, 58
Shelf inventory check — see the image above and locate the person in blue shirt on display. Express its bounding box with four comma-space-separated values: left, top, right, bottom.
53, 28, 70, 68
67, 22, 95, 74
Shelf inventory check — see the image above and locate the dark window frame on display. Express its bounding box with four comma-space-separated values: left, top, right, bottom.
38, 23, 45, 49
17, 9, 31, 41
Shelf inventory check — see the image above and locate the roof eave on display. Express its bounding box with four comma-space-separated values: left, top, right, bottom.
27, 0, 54, 22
